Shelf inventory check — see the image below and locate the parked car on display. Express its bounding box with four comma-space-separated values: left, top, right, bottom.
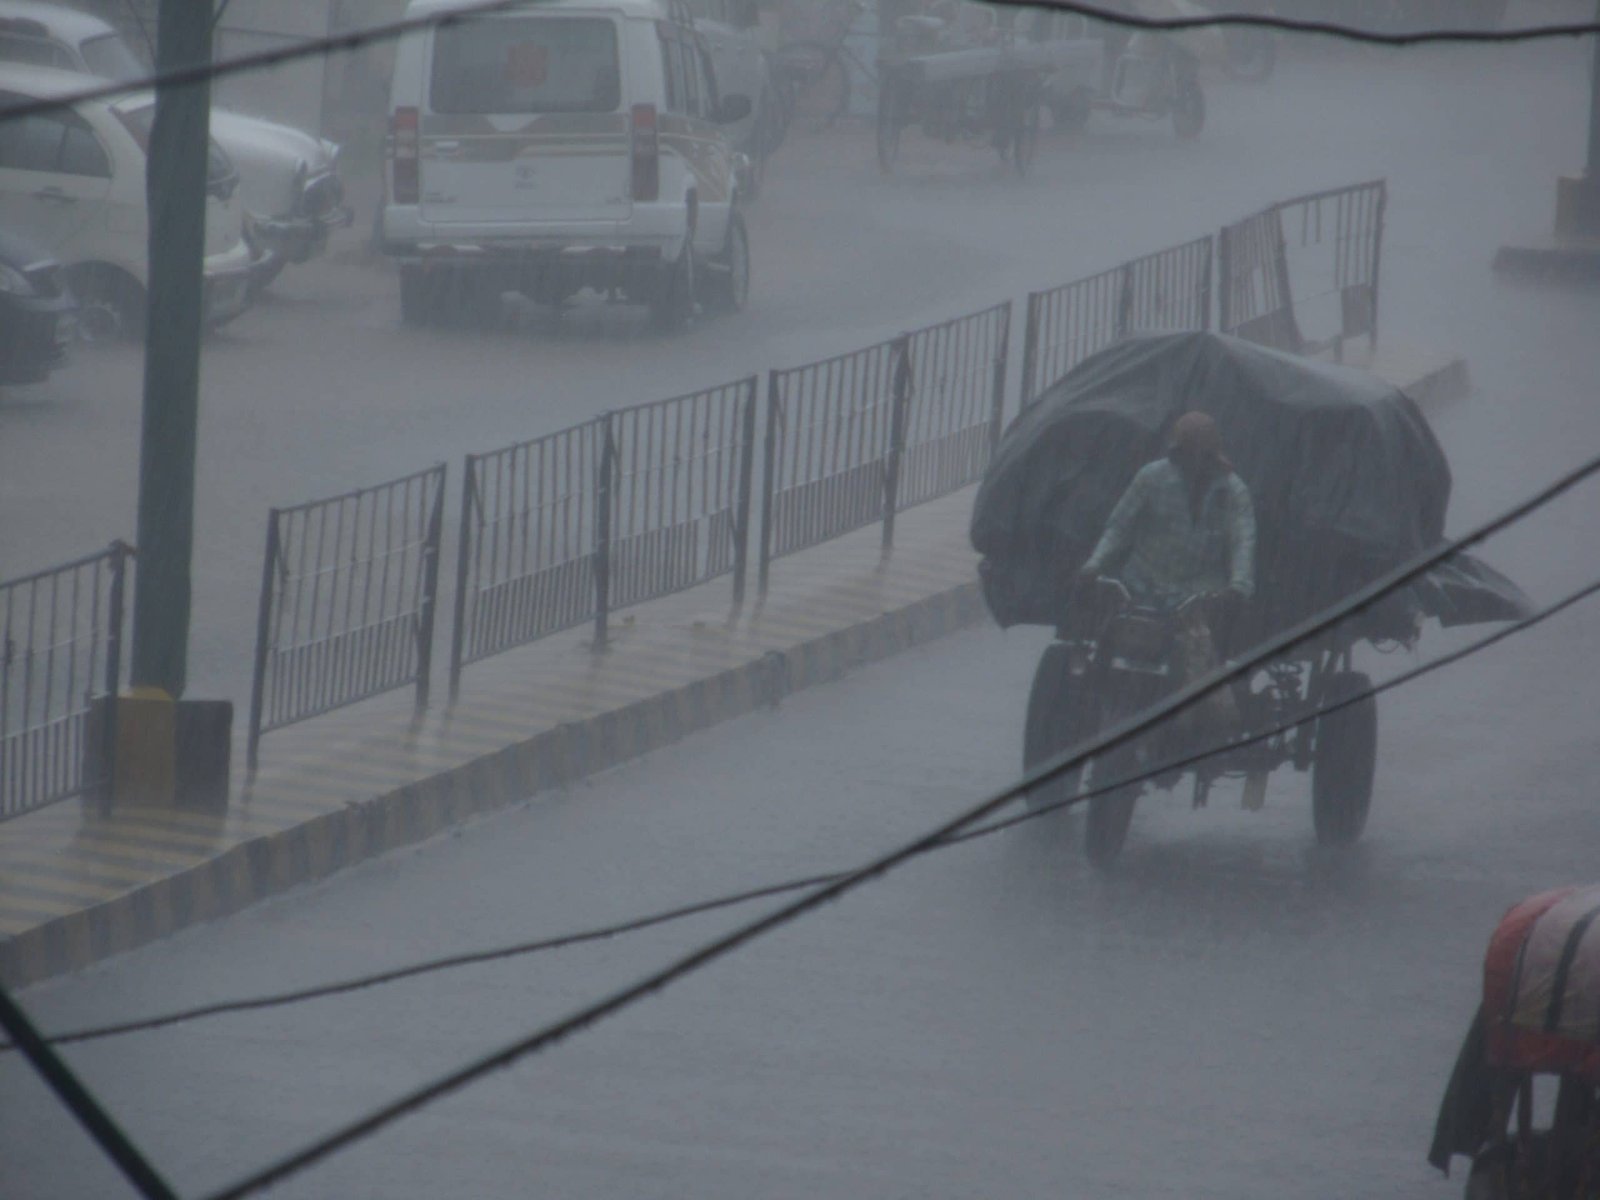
0, 64, 255, 338
0, 225, 73, 383
382, 0, 753, 331
0, 0, 351, 291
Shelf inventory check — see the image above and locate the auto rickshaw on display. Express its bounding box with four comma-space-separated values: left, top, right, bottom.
1430, 884, 1600, 1198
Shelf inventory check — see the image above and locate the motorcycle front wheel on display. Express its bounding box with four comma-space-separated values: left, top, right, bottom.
1085, 747, 1139, 869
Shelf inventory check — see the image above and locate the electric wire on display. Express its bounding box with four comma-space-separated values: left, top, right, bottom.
1, 0, 1599, 124
7, 563, 1598, 1060
198, 448, 1600, 1200
0, 985, 179, 1200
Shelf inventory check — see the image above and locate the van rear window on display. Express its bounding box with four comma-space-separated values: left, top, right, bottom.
430, 17, 620, 114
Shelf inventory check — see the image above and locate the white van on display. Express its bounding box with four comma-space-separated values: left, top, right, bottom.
381, 0, 752, 331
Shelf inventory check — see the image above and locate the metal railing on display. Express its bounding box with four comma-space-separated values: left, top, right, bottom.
224, 178, 1392, 768
450, 419, 603, 696
1, 542, 130, 821
600, 378, 759, 636
1219, 179, 1386, 360
897, 301, 1012, 512
758, 301, 1012, 593
1020, 235, 1213, 405
449, 377, 759, 695
247, 465, 446, 770
759, 334, 907, 593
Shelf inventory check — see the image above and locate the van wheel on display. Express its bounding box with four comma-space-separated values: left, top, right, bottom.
400, 266, 431, 327
705, 213, 749, 315
651, 238, 695, 332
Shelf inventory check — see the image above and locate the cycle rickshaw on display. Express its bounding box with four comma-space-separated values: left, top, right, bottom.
970, 332, 1530, 865
874, 8, 1053, 175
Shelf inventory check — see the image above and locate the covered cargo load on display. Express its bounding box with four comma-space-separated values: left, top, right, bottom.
970, 331, 1530, 648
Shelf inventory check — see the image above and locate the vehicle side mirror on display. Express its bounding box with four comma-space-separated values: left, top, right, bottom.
715, 93, 752, 124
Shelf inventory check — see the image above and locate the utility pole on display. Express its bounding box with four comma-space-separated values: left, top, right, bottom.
1588, 0, 1600, 183
131, 0, 214, 700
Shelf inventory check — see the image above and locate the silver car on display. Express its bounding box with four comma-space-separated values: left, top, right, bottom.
0, 0, 351, 289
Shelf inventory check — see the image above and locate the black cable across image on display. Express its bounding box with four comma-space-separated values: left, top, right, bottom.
1, 0, 1599, 124
192, 447, 1600, 1200
8, 558, 1598, 1060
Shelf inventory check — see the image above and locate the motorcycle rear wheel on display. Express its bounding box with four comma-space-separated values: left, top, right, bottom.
1022, 643, 1090, 813
1085, 753, 1139, 869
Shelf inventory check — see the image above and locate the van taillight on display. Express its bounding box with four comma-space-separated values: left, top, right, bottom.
630, 103, 658, 203
391, 107, 420, 205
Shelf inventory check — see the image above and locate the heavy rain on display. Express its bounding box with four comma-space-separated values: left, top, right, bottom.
3, 0, 1600, 1196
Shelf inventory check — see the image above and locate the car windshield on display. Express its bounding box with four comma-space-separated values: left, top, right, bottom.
80, 32, 147, 83
429, 17, 620, 114
118, 103, 235, 186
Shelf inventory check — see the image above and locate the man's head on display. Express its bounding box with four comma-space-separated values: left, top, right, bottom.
1167, 410, 1227, 473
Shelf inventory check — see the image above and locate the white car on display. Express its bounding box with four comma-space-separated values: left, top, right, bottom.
382, 0, 752, 331
0, 64, 255, 338
0, 0, 350, 290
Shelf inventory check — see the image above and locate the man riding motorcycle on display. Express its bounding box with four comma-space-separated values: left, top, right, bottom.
1077, 409, 1255, 624
1076, 410, 1264, 803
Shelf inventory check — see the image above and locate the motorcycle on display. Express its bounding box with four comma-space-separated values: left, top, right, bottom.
1022, 577, 1379, 867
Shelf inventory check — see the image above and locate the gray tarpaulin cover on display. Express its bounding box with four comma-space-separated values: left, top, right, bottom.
970, 332, 1531, 644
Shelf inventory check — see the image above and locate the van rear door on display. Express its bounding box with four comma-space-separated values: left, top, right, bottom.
420, 14, 631, 227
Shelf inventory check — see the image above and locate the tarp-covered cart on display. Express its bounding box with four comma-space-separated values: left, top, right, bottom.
970, 332, 1530, 863
1430, 885, 1600, 1198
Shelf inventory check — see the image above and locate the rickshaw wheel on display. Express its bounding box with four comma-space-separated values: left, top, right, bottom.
1311, 671, 1377, 845
1022, 643, 1090, 813
1085, 761, 1138, 869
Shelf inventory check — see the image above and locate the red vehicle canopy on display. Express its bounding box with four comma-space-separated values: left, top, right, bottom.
1482, 884, 1600, 1082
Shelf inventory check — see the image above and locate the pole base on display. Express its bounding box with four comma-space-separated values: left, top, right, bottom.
110, 692, 232, 812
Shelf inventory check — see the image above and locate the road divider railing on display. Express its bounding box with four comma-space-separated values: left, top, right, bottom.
0, 542, 131, 821
448, 377, 760, 697
1218, 179, 1386, 361
897, 301, 1012, 512
1020, 234, 1214, 407
229, 177, 1387, 770
758, 300, 1011, 595
246, 465, 446, 771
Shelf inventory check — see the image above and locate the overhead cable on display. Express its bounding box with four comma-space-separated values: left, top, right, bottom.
1, 0, 1598, 124
0, 985, 180, 1200
9, 562, 1600, 1059
199, 446, 1600, 1200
